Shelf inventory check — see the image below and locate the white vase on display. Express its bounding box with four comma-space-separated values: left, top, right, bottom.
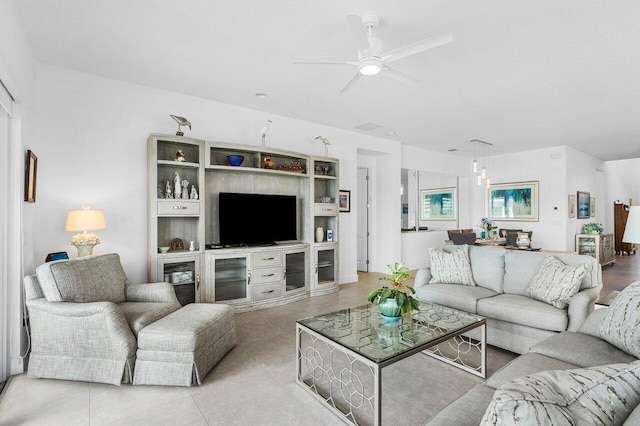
315, 227, 324, 243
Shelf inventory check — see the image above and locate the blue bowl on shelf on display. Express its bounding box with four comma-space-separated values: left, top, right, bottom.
226, 155, 244, 166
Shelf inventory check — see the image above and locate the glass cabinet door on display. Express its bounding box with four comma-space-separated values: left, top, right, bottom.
316, 248, 336, 286
157, 256, 201, 306
209, 254, 249, 302
285, 250, 307, 292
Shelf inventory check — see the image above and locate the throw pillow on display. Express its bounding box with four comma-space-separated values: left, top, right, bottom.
481, 361, 640, 426
527, 256, 586, 309
598, 281, 640, 358
429, 245, 475, 286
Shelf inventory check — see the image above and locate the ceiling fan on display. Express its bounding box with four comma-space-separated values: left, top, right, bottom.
294, 14, 453, 93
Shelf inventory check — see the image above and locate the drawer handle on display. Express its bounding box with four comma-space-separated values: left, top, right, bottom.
262, 273, 275, 277
261, 257, 275, 261
261, 289, 275, 294
172, 206, 188, 210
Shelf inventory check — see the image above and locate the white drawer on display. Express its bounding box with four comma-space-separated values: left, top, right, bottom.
251, 266, 283, 284
314, 203, 337, 216
158, 200, 200, 216
251, 251, 282, 268
252, 282, 281, 301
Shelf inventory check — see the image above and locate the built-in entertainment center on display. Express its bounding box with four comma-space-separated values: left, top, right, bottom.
147, 134, 339, 311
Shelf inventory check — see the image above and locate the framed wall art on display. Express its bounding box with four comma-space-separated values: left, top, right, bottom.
568, 194, 576, 218
338, 190, 350, 212
420, 187, 457, 220
487, 181, 539, 221
590, 197, 595, 217
24, 150, 38, 203
577, 191, 590, 219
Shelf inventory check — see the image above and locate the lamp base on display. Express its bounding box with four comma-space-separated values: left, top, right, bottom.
74, 244, 97, 257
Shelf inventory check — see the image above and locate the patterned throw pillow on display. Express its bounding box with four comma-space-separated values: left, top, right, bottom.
429, 245, 475, 286
599, 281, 640, 358
481, 361, 640, 426
527, 256, 586, 309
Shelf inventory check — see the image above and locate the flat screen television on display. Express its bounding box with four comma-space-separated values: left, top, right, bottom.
219, 192, 297, 246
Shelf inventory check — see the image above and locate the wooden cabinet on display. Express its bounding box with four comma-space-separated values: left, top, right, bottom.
149, 135, 331, 312
614, 203, 636, 255
576, 233, 615, 266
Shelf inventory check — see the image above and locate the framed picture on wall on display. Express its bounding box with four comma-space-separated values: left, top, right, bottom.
420, 187, 457, 220
577, 191, 590, 219
24, 150, 38, 203
338, 190, 350, 212
487, 181, 539, 221
568, 194, 576, 218
590, 197, 596, 217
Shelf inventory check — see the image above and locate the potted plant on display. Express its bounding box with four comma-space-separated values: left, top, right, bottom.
479, 217, 497, 239
585, 223, 604, 234
367, 262, 420, 320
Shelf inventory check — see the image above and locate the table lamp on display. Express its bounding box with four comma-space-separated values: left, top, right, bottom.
623, 206, 640, 246
65, 205, 107, 257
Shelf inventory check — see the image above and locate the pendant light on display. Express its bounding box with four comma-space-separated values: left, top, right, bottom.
470, 139, 493, 188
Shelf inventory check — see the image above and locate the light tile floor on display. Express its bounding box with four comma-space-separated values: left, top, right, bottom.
0, 273, 516, 425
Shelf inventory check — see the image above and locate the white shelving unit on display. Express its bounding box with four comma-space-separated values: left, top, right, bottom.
148, 134, 338, 311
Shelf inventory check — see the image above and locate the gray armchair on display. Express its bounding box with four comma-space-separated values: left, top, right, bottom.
24, 253, 181, 385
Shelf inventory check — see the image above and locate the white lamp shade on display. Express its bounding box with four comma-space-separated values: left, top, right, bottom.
622, 206, 640, 244
65, 209, 106, 232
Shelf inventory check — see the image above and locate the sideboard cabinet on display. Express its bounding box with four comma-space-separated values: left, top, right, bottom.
575, 233, 615, 267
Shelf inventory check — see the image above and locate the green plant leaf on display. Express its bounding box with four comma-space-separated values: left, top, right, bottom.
367, 289, 382, 303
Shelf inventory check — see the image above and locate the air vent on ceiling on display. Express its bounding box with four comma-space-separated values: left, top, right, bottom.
355, 122, 383, 132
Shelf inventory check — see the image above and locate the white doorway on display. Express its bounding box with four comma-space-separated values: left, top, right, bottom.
357, 167, 369, 271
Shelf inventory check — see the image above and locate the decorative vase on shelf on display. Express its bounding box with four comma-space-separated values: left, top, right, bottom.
315, 227, 324, 243
516, 232, 531, 249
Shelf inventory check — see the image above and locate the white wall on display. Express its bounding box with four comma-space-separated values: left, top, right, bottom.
28, 64, 402, 285
603, 158, 640, 233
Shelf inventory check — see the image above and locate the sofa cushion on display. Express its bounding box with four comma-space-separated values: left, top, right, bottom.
480, 361, 640, 426
477, 294, 568, 332
530, 331, 638, 368
502, 251, 547, 296
578, 308, 608, 337
467, 246, 505, 293
35, 253, 127, 303
429, 245, 475, 286
625, 404, 640, 426
427, 384, 496, 426
527, 256, 586, 309
415, 284, 497, 313
599, 282, 640, 358
503, 251, 598, 296
485, 353, 577, 389
118, 301, 181, 337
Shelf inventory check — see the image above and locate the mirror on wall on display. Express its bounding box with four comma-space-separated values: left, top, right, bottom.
401, 169, 459, 231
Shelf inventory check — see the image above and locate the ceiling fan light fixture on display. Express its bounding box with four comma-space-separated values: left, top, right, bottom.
358, 58, 382, 75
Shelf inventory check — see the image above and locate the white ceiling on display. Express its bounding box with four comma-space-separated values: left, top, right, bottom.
17, 0, 640, 161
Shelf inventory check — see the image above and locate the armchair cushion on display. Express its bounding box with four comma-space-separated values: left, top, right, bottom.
118, 301, 181, 337
36, 253, 127, 303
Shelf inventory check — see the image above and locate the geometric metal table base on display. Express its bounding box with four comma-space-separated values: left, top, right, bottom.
296, 304, 486, 426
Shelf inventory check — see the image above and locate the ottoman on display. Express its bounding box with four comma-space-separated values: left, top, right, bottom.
133, 303, 236, 386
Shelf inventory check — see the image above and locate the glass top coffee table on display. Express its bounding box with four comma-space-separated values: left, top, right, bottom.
296, 302, 486, 426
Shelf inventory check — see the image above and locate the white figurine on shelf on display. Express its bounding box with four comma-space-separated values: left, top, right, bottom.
181, 179, 189, 200
165, 180, 172, 199
190, 185, 199, 200
174, 171, 181, 199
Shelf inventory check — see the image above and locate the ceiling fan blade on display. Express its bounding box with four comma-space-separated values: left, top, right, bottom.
339, 73, 363, 93
381, 65, 420, 86
347, 15, 371, 55
293, 61, 357, 66
381, 33, 453, 63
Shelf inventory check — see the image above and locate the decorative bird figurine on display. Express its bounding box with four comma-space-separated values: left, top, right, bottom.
260, 119, 272, 146
170, 115, 191, 136
315, 136, 332, 156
